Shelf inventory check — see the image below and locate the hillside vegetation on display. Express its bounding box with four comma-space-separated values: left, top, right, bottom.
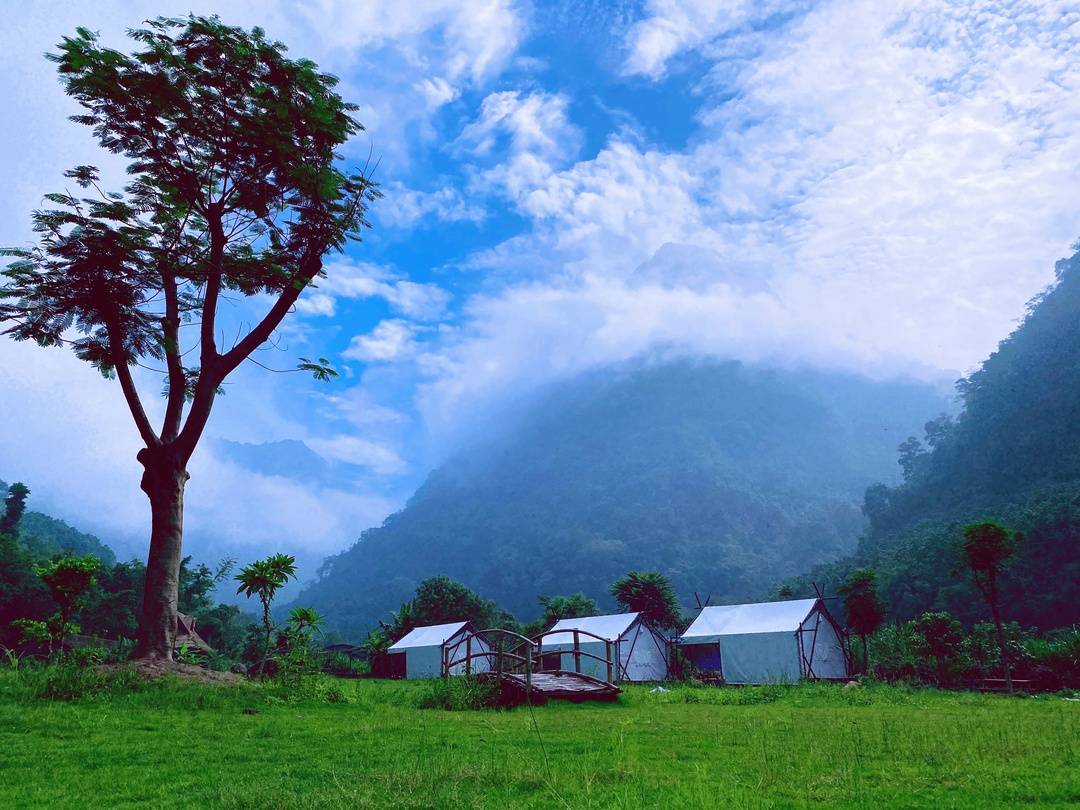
0, 481, 114, 566
298, 361, 947, 637
796, 247, 1080, 629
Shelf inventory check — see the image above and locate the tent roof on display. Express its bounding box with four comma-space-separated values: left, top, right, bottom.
680, 598, 820, 640
388, 621, 469, 651
543, 612, 640, 645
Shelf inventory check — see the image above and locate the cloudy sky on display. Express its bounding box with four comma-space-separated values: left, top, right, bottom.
2, 0, 1079, 571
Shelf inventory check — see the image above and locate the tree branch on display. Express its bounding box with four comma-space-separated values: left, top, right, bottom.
219, 251, 321, 378
160, 268, 186, 442
200, 210, 225, 368
105, 313, 161, 449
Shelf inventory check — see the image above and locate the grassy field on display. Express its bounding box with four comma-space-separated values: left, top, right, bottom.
1, 670, 1078, 809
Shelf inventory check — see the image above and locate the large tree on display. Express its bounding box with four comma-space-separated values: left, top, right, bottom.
0, 17, 378, 660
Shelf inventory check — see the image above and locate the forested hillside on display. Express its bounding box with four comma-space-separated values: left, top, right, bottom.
793, 247, 1080, 629
296, 360, 947, 638
0, 481, 115, 565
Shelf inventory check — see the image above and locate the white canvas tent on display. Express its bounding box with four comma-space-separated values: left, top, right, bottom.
539, 612, 668, 682
678, 598, 849, 684
387, 621, 492, 679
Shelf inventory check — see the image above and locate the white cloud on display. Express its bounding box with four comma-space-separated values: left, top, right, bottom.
314, 386, 407, 429
300, 0, 524, 85
343, 319, 423, 362
296, 259, 451, 321
622, 0, 801, 78
306, 435, 407, 475
376, 182, 486, 229
411, 0, 1080, 440
457, 90, 583, 203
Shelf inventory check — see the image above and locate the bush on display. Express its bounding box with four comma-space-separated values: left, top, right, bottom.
419, 676, 502, 710
66, 645, 108, 668
30, 663, 143, 701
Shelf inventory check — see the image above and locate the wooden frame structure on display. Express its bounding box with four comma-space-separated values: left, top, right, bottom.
442, 627, 622, 703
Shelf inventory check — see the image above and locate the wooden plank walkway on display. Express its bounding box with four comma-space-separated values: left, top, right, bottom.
493, 670, 621, 704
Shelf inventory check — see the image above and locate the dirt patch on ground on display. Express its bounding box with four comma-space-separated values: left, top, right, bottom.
99, 659, 245, 685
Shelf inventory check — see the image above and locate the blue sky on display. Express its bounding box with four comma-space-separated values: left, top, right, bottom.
3, 1, 1080, 572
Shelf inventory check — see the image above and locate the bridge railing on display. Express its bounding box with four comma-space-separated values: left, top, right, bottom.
442, 628, 538, 687
534, 627, 616, 684
443, 626, 618, 685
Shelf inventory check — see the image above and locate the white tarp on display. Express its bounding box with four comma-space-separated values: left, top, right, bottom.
681, 599, 819, 641
540, 613, 668, 682
389, 622, 470, 650
544, 613, 639, 645
388, 621, 491, 679
679, 598, 848, 684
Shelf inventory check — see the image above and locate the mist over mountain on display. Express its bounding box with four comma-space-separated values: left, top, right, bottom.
0, 480, 115, 565
295, 359, 950, 638
793, 247, 1080, 629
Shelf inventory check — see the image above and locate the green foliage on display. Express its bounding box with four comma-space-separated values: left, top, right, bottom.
838, 568, 885, 672
11, 616, 78, 649
419, 675, 502, 711
911, 612, 967, 685
0, 481, 114, 565
0, 483, 29, 538
287, 606, 326, 638
179, 555, 234, 615
0, 14, 378, 657
795, 249, 1080, 630
610, 571, 682, 630
386, 576, 510, 642
28, 663, 144, 702
236, 553, 297, 675
839, 569, 885, 638
35, 555, 100, 621
525, 592, 598, 635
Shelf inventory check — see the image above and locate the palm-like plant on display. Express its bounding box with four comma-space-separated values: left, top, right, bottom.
288, 606, 326, 638
235, 553, 297, 674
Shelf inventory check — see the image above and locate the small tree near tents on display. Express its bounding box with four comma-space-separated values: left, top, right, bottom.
610, 571, 682, 631
0, 17, 379, 661
235, 553, 297, 675
539, 593, 598, 625
14, 555, 101, 656
963, 521, 1021, 692
838, 568, 885, 674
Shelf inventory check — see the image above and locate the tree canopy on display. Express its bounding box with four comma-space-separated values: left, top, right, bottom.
610, 571, 681, 631
0, 16, 378, 659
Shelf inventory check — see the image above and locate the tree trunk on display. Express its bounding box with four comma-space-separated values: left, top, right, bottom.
991, 602, 1014, 693
133, 449, 189, 661
861, 634, 869, 676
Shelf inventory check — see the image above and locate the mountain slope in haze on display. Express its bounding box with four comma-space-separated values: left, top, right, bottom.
0, 480, 116, 565
297, 360, 949, 638
793, 247, 1080, 629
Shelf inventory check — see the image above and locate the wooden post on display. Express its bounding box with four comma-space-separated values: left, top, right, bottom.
606, 640, 613, 684
573, 629, 581, 673
465, 635, 472, 676
526, 643, 532, 695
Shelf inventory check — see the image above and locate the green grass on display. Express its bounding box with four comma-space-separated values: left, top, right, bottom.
1, 670, 1078, 809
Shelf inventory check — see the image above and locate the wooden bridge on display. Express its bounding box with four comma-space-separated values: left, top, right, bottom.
442, 628, 621, 705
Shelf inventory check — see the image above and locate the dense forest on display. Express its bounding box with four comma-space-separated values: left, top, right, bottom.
294, 361, 947, 638
0, 481, 114, 565
791, 247, 1080, 630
